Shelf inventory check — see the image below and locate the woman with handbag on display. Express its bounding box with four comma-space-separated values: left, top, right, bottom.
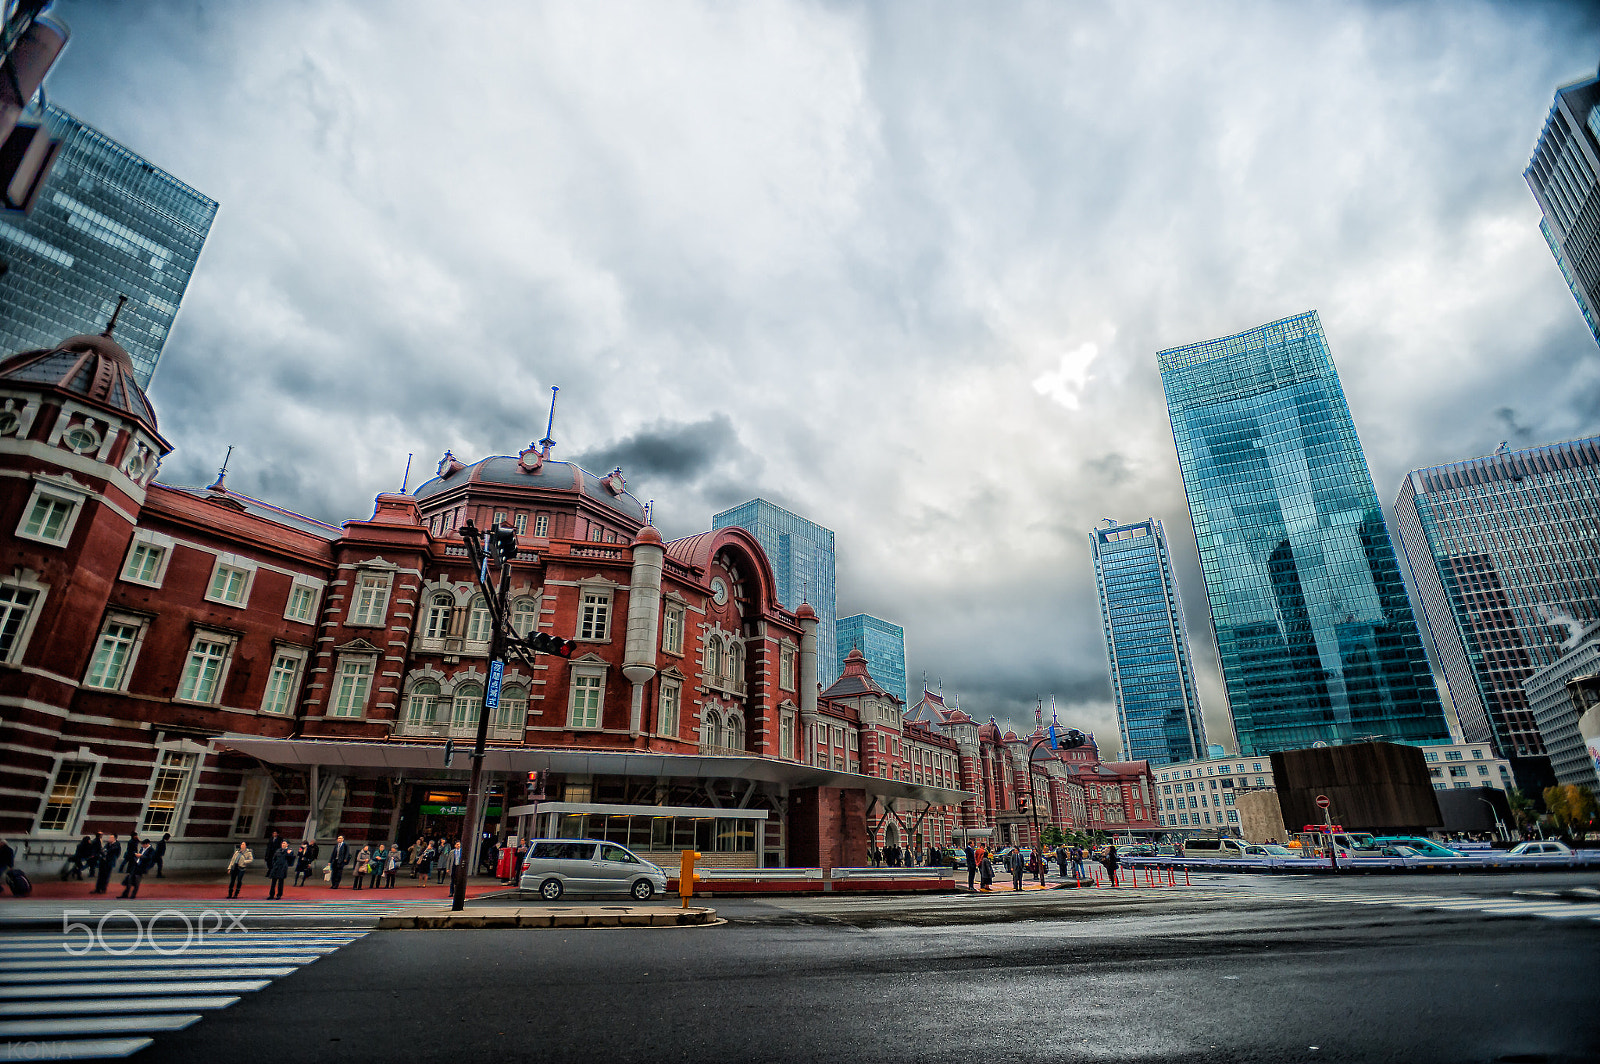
384, 844, 400, 888
352, 844, 371, 890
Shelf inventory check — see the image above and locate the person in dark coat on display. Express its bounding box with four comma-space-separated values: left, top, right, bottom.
294, 839, 319, 887
153, 832, 170, 877
68, 835, 96, 880
329, 835, 350, 889
92, 834, 119, 894
1101, 844, 1121, 887
118, 838, 154, 898
964, 843, 977, 890
263, 831, 283, 875
266, 840, 290, 899
117, 832, 140, 873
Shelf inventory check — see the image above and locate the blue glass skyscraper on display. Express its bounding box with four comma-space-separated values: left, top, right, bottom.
0, 106, 216, 385
712, 499, 838, 683
1158, 311, 1450, 756
836, 614, 906, 705
1526, 64, 1600, 348
1092, 517, 1207, 764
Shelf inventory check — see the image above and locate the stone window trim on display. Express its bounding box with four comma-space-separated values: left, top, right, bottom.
0, 570, 49, 667
204, 553, 259, 608
119, 529, 176, 588
32, 748, 107, 836
567, 656, 610, 730
346, 562, 400, 628
328, 639, 382, 718
174, 627, 241, 707
661, 597, 688, 656
0, 389, 41, 439
259, 643, 311, 716
284, 577, 326, 624
15, 475, 89, 548
576, 581, 615, 643
137, 737, 208, 838
657, 676, 683, 738
82, 608, 155, 692
778, 640, 798, 692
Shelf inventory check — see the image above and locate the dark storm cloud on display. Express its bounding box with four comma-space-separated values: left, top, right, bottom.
39, 0, 1600, 756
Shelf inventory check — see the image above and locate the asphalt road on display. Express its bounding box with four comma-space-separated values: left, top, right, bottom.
130, 872, 1599, 1064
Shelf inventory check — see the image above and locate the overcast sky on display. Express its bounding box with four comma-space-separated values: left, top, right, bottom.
44, 0, 1600, 756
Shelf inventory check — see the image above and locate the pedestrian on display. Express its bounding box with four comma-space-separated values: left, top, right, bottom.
92, 834, 119, 894
226, 841, 253, 899
1033, 849, 1046, 885
418, 840, 435, 882
385, 844, 400, 888
963, 843, 977, 890
293, 840, 313, 887
154, 832, 170, 877
1102, 844, 1120, 887
449, 839, 463, 886
408, 839, 422, 879
263, 831, 283, 875
267, 839, 290, 899
329, 835, 350, 889
513, 839, 527, 882
118, 832, 140, 873
979, 846, 994, 891
1009, 847, 1025, 891
1056, 844, 1069, 879
353, 843, 372, 890
68, 834, 95, 880
437, 838, 452, 884
118, 838, 154, 898
1070, 845, 1087, 882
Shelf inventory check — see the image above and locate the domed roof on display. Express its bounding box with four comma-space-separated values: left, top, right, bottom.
978, 720, 1001, 741
795, 601, 817, 621
0, 331, 158, 430
412, 455, 646, 523
633, 525, 663, 546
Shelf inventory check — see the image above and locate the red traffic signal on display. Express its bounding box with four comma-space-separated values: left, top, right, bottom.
527, 632, 577, 658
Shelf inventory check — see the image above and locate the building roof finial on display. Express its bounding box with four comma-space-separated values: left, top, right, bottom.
209, 444, 234, 492
538, 386, 559, 460
102, 295, 128, 338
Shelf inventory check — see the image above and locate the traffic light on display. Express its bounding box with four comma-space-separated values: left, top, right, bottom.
527, 632, 577, 658
1058, 729, 1087, 749
1018, 795, 1029, 813
491, 525, 518, 562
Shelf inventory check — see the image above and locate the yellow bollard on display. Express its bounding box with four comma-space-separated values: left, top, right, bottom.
679, 849, 701, 908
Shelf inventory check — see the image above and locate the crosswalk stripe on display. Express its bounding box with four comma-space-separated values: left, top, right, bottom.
0, 1014, 202, 1037
0, 980, 272, 999
0, 1037, 152, 1060
6, 967, 299, 982
0, 996, 241, 1017
0, 956, 322, 970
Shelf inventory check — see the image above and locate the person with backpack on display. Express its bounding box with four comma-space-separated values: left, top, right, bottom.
226, 841, 253, 899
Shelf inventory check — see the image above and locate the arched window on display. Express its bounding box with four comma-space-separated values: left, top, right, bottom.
705, 638, 722, 679
465, 597, 492, 643
701, 709, 722, 748
730, 643, 744, 684
726, 713, 744, 751
424, 593, 454, 640
405, 680, 440, 728
510, 597, 539, 640
452, 683, 482, 730
495, 683, 528, 731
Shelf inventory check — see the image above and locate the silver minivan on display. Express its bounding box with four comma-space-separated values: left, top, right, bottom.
518, 839, 669, 901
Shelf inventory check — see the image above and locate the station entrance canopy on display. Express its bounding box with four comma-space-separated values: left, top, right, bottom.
212, 737, 973, 808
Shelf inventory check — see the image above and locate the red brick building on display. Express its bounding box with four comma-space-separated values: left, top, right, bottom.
0, 328, 1150, 879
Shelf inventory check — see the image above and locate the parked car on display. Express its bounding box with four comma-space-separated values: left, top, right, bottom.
518, 839, 668, 901
1371, 836, 1468, 858
1242, 844, 1300, 859
1502, 840, 1574, 859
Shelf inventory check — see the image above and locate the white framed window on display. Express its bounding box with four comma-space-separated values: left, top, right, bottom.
37, 760, 95, 834
658, 680, 681, 737
534, 513, 550, 537
662, 602, 685, 654
17, 481, 84, 546
233, 774, 270, 836
496, 684, 528, 732
141, 750, 198, 834
423, 592, 455, 640
726, 713, 744, 750
452, 682, 482, 730
493, 511, 506, 528
589, 525, 603, 542
83, 613, 148, 691
514, 513, 527, 535
780, 646, 796, 691
206, 557, 255, 607
706, 637, 722, 678
330, 655, 375, 717
569, 670, 605, 729
120, 532, 174, 588
260, 647, 308, 715
465, 596, 493, 643
511, 597, 539, 639
404, 680, 441, 728
578, 590, 611, 641
0, 578, 45, 665
349, 571, 392, 626
730, 643, 744, 684
780, 713, 794, 759
284, 581, 321, 623
701, 708, 721, 747
176, 632, 236, 705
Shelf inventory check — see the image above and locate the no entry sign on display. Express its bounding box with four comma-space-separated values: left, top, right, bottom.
1315, 794, 1331, 809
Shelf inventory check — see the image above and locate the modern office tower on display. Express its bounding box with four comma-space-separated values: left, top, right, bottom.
1091, 517, 1208, 765
836, 614, 907, 705
712, 499, 838, 683
1158, 310, 1451, 756
1393, 435, 1600, 759
1526, 64, 1600, 348
1522, 623, 1600, 789
0, 106, 216, 385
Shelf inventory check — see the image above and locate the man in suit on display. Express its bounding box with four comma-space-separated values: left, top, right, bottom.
93, 834, 119, 894
329, 835, 350, 889
118, 838, 154, 898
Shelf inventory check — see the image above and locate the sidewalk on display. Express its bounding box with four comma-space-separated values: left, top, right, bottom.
9, 869, 515, 904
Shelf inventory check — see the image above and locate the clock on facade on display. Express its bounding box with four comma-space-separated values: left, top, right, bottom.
710, 577, 728, 605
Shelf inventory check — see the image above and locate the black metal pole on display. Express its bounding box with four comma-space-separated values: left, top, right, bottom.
451, 527, 511, 912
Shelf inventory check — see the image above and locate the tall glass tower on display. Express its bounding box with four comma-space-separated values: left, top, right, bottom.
836, 614, 906, 705
712, 499, 838, 683
0, 106, 217, 385
1526, 64, 1600, 348
1158, 311, 1450, 756
1091, 517, 1207, 765
1393, 435, 1600, 758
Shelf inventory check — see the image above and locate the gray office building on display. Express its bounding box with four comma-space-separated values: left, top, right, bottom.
1526, 64, 1600, 348
1522, 623, 1600, 789
1393, 436, 1600, 758
712, 499, 838, 684
0, 106, 216, 385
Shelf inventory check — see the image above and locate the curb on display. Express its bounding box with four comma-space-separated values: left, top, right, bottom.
376, 905, 718, 929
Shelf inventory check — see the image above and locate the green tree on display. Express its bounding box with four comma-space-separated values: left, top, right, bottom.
1505, 787, 1537, 835
1542, 785, 1598, 841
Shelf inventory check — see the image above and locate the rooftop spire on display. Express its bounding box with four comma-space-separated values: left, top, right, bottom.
538, 386, 559, 459
101, 295, 128, 338
209, 444, 234, 492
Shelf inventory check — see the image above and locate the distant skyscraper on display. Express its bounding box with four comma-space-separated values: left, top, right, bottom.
1393, 435, 1600, 758
0, 106, 216, 385
1158, 311, 1451, 756
712, 499, 838, 683
1526, 64, 1600, 348
1092, 517, 1208, 765
836, 614, 906, 705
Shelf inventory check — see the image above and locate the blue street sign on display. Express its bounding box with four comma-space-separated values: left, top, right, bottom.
486, 659, 504, 709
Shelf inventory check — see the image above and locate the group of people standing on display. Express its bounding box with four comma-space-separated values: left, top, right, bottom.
67, 832, 169, 898
958, 841, 1121, 890
867, 843, 942, 868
